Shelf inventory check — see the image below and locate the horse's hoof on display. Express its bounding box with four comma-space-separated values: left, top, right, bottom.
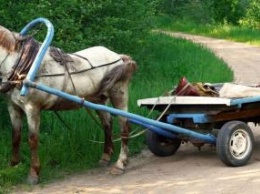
110, 166, 125, 175
10, 160, 20, 167
99, 158, 110, 167
27, 176, 39, 185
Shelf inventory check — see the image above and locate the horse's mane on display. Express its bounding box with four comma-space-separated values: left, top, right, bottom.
49, 46, 73, 65
0, 26, 20, 52
0, 26, 74, 93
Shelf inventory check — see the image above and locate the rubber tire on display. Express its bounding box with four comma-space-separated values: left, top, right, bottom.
146, 129, 181, 157
216, 121, 254, 167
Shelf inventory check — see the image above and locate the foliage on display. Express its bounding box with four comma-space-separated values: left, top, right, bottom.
211, 0, 249, 24
157, 0, 250, 25
239, 0, 260, 29
0, 0, 156, 54
157, 0, 214, 23
156, 14, 260, 46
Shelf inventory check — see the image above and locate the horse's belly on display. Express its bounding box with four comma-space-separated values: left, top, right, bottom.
46, 98, 82, 110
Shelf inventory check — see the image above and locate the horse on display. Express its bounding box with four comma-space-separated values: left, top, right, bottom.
0, 25, 137, 184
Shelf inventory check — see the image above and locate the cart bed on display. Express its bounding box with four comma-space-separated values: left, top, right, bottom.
138, 96, 260, 124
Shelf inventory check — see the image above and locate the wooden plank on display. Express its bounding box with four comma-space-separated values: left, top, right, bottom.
207, 108, 260, 123
137, 96, 232, 106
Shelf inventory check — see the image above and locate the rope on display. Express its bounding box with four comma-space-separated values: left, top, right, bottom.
53, 52, 103, 131
85, 82, 192, 144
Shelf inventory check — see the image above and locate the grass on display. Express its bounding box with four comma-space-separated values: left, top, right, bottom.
155, 16, 260, 46
0, 31, 232, 192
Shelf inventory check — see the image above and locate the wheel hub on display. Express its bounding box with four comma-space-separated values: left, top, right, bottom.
230, 130, 248, 158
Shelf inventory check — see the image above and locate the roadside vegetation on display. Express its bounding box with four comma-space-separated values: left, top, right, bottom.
156, 17, 260, 46
156, 0, 260, 46
0, 0, 246, 192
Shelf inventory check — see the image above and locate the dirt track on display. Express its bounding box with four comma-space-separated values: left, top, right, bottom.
18, 32, 260, 194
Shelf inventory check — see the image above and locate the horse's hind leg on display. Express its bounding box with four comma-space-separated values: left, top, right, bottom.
111, 116, 130, 175
8, 103, 24, 166
109, 83, 131, 175
96, 110, 114, 166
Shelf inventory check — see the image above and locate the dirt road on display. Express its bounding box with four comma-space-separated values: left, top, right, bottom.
18, 33, 260, 194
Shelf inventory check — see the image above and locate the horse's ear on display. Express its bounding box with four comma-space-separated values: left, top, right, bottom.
12, 34, 28, 51
16, 34, 27, 41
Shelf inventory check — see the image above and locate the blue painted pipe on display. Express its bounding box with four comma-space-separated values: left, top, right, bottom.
20, 18, 54, 96
129, 118, 177, 139
24, 80, 216, 144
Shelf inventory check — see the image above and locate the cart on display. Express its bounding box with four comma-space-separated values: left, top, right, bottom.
20, 18, 258, 168
137, 94, 260, 167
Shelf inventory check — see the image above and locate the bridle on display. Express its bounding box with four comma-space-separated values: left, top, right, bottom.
0, 50, 10, 73
0, 32, 23, 87
0, 32, 23, 74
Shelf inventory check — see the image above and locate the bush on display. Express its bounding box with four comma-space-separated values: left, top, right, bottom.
0, 0, 156, 54
212, 0, 249, 24
157, 0, 249, 25
239, 0, 260, 29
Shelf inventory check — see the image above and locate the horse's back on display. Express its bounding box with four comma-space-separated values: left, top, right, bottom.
74, 46, 121, 68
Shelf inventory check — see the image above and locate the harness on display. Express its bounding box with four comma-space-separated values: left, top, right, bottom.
0, 37, 40, 93
39, 53, 122, 77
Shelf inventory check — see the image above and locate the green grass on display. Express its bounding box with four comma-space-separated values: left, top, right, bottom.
155, 16, 260, 46
0, 32, 232, 192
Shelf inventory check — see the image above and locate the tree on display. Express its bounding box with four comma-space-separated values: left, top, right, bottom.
239, 0, 260, 29
157, 0, 249, 25
212, 0, 249, 24
0, 0, 157, 54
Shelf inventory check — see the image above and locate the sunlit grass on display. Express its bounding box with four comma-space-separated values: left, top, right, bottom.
0, 32, 232, 192
155, 15, 260, 46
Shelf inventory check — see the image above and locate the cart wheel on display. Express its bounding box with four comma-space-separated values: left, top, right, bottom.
146, 129, 181, 157
216, 121, 254, 167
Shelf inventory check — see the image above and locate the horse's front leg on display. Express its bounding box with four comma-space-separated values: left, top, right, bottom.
25, 106, 41, 185
96, 110, 114, 166
8, 103, 24, 166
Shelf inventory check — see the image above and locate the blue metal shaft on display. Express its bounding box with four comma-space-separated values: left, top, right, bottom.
25, 80, 216, 144
20, 18, 54, 96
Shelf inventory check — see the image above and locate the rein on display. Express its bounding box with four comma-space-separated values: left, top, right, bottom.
37, 56, 122, 78
47, 48, 122, 132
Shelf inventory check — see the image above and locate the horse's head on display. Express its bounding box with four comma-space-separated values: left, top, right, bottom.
0, 26, 23, 70
0, 26, 24, 92
0, 26, 19, 52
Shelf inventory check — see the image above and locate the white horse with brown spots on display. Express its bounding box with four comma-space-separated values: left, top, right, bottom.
0, 25, 137, 184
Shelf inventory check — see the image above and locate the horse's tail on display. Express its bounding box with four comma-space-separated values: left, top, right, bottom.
95, 54, 137, 97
